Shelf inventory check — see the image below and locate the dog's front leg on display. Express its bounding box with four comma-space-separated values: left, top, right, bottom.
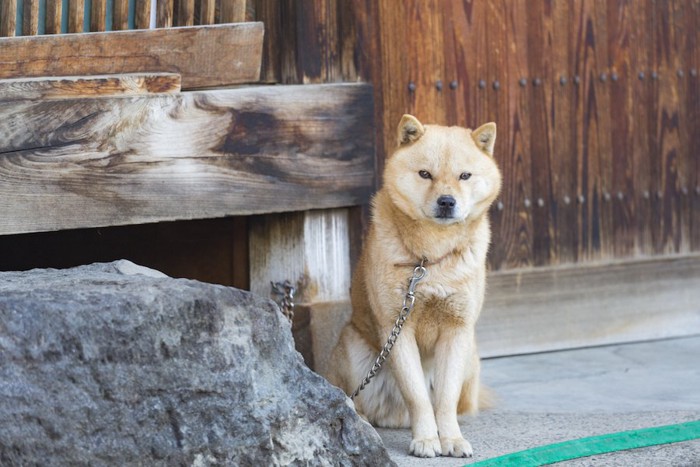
433, 327, 474, 457
389, 329, 442, 458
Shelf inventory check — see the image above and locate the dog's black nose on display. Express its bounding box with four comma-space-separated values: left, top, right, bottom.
437, 195, 456, 208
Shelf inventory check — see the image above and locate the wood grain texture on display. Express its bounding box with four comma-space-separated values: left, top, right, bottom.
45, 0, 63, 34
0, 83, 374, 235
198, 0, 216, 25
247, 0, 375, 372
527, 0, 555, 266
478, 254, 700, 357
22, 0, 39, 36
176, 0, 195, 26
221, 0, 247, 23
249, 209, 353, 372
605, 0, 635, 259
0, 23, 263, 89
68, 0, 85, 33
113, 0, 130, 30
90, 0, 107, 32
372, 0, 700, 271
156, 0, 174, 28
135, 0, 152, 29
0, 0, 17, 37
0, 73, 182, 100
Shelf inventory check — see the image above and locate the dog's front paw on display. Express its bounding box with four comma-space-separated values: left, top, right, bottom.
409, 437, 442, 458
440, 436, 473, 458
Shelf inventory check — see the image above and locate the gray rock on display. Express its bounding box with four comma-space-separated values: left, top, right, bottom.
0, 261, 394, 467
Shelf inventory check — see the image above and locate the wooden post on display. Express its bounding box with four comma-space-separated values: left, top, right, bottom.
0, 0, 17, 37
249, 209, 353, 374
68, 0, 85, 33
22, 0, 39, 36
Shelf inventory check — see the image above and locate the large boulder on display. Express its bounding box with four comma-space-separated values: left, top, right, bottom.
0, 261, 394, 466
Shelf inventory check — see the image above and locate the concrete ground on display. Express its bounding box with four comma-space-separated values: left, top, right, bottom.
377, 335, 700, 466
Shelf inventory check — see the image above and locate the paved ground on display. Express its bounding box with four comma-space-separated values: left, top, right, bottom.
376, 336, 700, 466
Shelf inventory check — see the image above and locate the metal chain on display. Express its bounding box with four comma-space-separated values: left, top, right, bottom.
271, 280, 295, 323
350, 258, 427, 400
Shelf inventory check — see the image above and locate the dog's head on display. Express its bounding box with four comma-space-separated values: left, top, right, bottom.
383, 114, 502, 225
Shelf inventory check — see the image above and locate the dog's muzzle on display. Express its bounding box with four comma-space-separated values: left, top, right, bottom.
435, 195, 456, 219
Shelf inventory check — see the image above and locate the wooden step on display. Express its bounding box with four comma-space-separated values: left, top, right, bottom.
0, 23, 263, 89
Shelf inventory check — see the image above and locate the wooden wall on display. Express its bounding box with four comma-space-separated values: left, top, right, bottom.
374, 0, 700, 271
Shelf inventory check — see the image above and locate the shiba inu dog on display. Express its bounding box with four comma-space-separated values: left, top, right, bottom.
326, 115, 502, 458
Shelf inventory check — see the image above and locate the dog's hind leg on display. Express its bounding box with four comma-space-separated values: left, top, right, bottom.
330, 325, 411, 428
457, 351, 482, 416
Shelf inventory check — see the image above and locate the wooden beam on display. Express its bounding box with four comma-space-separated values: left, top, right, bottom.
0, 73, 182, 100
0, 83, 374, 235
478, 254, 700, 358
250, 209, 353, 372
0, 23, 264, 89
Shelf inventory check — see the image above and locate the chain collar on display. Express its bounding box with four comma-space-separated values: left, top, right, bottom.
350, 257, 428, 400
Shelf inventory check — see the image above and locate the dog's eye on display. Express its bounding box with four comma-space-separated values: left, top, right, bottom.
419, 170, 432, 180
460, 172, 472, 181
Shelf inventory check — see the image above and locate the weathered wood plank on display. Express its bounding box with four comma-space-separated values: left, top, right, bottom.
156, 0, 174, 28
221, 0, 247, 23
498, 0, 533, 270
0, 83, 374, 235
176, 0, 195, 26
0, 0, 17, 37
478, 253, 700, 357
198, 0, 216, 25
250, 209, 353, 372
90, 0, 107, 32
135, 0, 152, 29
68, 0, 85, 33
0, 73, 182, 100
526, 0, 554, 266
45, 0, 63, 34
606, 0, 635, 259
550, 0, 576, 264
0, 23, 263, 89
113, 0, 130, 30
22, 0, 39, 36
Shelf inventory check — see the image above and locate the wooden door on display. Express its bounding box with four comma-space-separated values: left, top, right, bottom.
371, 0, 700, 355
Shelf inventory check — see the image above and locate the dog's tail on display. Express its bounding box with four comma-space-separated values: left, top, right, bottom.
458, 382, 496, 415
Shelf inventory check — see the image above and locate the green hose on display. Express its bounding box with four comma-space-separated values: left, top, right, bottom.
468, 419, 700, 466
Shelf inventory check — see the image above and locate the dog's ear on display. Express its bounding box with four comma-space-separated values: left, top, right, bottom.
397, 114, 425, 146
471, 122, 497, 156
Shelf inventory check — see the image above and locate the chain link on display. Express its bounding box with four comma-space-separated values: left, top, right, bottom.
271, 280, 295, 323
350, 258, 427, 400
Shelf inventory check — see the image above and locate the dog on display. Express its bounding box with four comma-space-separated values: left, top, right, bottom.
325, 114, 502, 458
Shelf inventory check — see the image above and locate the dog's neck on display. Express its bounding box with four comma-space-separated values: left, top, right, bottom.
374, 191, 488, 266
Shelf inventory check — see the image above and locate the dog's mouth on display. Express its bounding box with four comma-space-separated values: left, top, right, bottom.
432, 208, 463, 225
435, 206, 455, 219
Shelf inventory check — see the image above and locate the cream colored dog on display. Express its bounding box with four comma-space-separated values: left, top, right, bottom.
326, 115, 502, 458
